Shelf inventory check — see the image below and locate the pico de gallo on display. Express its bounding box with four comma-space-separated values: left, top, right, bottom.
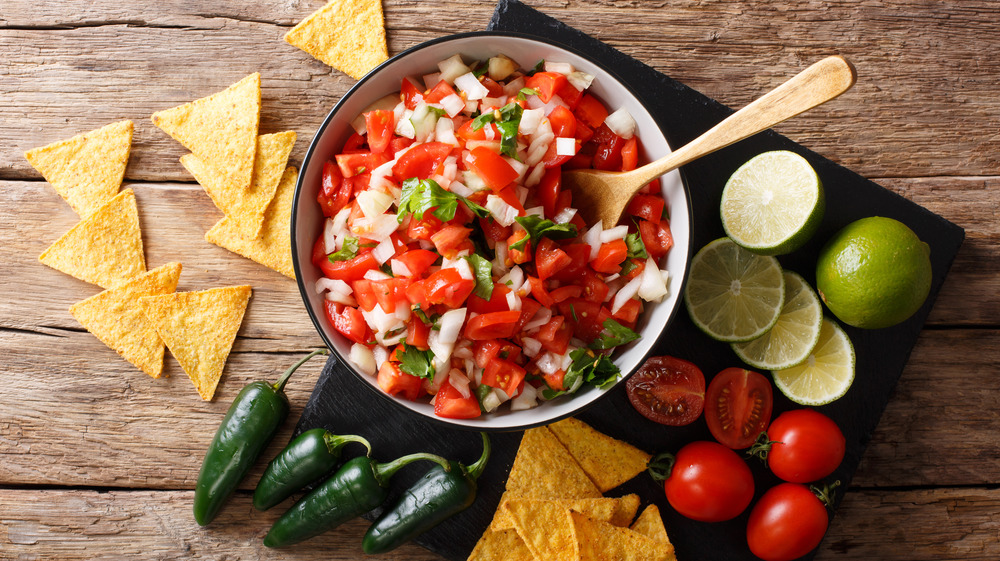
312, 53, 674, 419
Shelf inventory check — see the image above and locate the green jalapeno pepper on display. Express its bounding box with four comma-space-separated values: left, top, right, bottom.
253, 428, 372, 511
192, 348, 328, 526
263, 452, 451, 548
362, 432, 491, 555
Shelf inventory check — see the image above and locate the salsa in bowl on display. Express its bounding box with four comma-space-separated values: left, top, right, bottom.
292, 32, 691, 430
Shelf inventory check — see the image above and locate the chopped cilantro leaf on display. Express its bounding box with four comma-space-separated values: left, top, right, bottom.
517, 87, 539, 101
412, 306, 433, 325
427, 106, 447, 117
472, 63, 489, 78
589, 319, 641, 350
327, 237, 359, 262
570, 304, 579, 322
465, 254, 495, 300
471, 101, 524, 159
398, 344, 436, 380
379, 262, 394, 277
509, 215, 578, 251
398, 178, 488, 223
541, 349, 621, 400
532, 60, 545, 74
625, 232, 648, 259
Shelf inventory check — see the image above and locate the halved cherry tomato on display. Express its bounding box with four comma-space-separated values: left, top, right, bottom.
759, 409, 846, 483
434, 379, 481, 419
746, 483, 832, 561
377, 362, 423, 401
657, 441, 754, 522
705, 368, 773, 450
465, 310, 522, 340
626, 355, 705, 426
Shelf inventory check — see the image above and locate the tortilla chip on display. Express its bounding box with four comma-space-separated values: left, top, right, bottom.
181, 130, 296, 238
549, 417, 652, 492
505, 499, 579, 561
493, 495, 640, 531
24, 120, 133, 217
630, 505, 676, 561
69, 262, 182, 378
38, 188, 146, 289
204, 166, 297, 278
139, 285, 251, 400
151, 73, 261, 193
284, 0, 388, 80
571, 511, 665, 561
467, 528, 534, 561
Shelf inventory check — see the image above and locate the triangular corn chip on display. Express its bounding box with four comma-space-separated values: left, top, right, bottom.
140, 285, 251, 400
571, 511, 664, 561
630, 505, 676, 561
467, 528, 533, 561
493, 495, 640, 531
505, 499, 579, 561
182, 130, 296, 238
549, 417, 652, 492
25, 120, 134, 217
151, 73, 261, 193
38, 188, 146, 288
284, 0, 388, 80
204, 166, 297, 278
69, 262, 182, 378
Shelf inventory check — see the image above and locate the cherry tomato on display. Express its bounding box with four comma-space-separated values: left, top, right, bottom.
626, 356, 705, 426
705, 367, 773, 449
747, 483, 832, 561
652, 441, 754, 522
763, 409, 846, 483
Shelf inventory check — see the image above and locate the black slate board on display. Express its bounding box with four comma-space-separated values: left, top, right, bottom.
294, 1, 966, 560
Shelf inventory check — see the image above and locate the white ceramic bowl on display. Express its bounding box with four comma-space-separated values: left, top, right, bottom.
292, 32, 692, 430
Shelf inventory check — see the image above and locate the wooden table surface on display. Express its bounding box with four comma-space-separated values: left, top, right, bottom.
2, 1, 998, 559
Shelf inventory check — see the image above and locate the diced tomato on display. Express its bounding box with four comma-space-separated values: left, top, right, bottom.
456, 120, 500, 142
388, 137, 414, 158
325, 303, 371, 345
553, 189, 574, 218
535, 238, 573, 281
430, 224, 474, 259
626, 194, 666, 222
482, 359, 527, 397
468, 146, 520, 191
317, 160, 351, 217
424, 268, 475, 308
401, 77, 423, 109
543, 369, 567, 392
550, 285, 583, 303
638, 219, 675, 261
320, 251, 379, 282
406, 318, 431, 349
542, 140, 574, 169
423, 80, 457, 103
474, 340, 503, 369
536, 167, 562, 219
311, 236, 329, 267
508, 231, 531, 264
405, 279, 431, 309
559, 299, 611, 343
537, 316, 572, 355
574, 94, 609, 129
434, 379, 481, 419
465, 310, 522, 340
364, 110, 395, 154
467, 284, 511, 315
611, 298, 643, 326
591, 239, 629, 274
343, 133, 367, 151
351, 279, 379, 312
525, 72, 569, 103
406, 214, 443, 241
556, 80, 583, 109
581, 270, 610, 304
549, 244, 592, 283
336, 151, 389, 178
529, 277, 555, 308
574, 118, 595, 144
516, 298, 543, 332
620, 136, 639, 171
494, 185, 526, 213
622, 257, 646, 281
392, 142, 453, 181
548, 105, 577, 138
378, 361, 424, 401
371, 277, 408, 313
592, 127, 626, 171
479, 217, 512, 242
479, 77, 505, 98
394, 249, 438, 278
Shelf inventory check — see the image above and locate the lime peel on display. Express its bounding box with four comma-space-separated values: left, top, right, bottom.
771, 317, 855, 406
732, 271, 823, 370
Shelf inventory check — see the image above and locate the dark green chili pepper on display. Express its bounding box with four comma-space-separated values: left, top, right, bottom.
362, 432, 491, 555
263, 452, 451, 548
192, 348, 328, 526
253, 428, 372, 511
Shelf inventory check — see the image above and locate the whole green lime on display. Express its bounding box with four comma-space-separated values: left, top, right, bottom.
816, 217, 932, 329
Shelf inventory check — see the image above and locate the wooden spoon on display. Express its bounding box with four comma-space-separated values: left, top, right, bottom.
564, 55, 857, 227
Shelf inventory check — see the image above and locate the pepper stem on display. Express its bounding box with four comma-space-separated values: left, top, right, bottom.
647, 451, 676, 483
323, 433, 373, 457
373, 452, 451, 486
464, 433, 492, 481
272, 348, 329, 393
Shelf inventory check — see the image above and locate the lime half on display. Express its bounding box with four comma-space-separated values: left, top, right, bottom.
772, 317, 855, 406
721, 150, 825, 256
684, 237, 785, 342
732, 271, 823, 370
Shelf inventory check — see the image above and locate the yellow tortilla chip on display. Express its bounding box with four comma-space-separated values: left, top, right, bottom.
182, 130, 296, 238
151, 73, 261, 193
25, 120, 133, 217
284, 0, 388, 80
493, 495, 640, 531
38, 188, 146, 289
549, 417, 652, 492
467, 528, 533, 561
140, 285, 251, 400
69, 262, 182, 378
204, 166, 297, 278
571, 511, 665, 561
630, 505, 676, 561
505, 499, 579, 561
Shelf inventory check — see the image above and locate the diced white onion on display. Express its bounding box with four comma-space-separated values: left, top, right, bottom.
604, 273, 621, 283
510, 383, 538, 411
505, 157, 528, 179
454, 343, 474, 360
524, 205, 545, 218
480, 97, 505, 112
448, 369, 472, 399
434, 117, 459, 146
423, 72, 442, 91
465, 140, 501, 153
353, 213, 399, 242
381, 329, 407, 347
536, 353, 560, 376
605, 107, 637, 139
493, 243, 509, 276
372, 345, 390, 370
449, 181, 473, 198
499, 265, 524, 293
553, 207, 577, 225
560, 351, 575, 371
526, 132, 554, 167
542, 96, 569, 115
357, 190, 394, 219
390, 259, 413, 277
638, 256, 670, 302
502, 76, 526, 97
314, 278, 356, 306
519, 108, 544, 135
453, 258, 474, 281
555, 136, 577, 156
372, 238, 396, 264
506, 290, 522, 311
613, 275, 643, 314
600, 225, 629, 243
481, 388, 503, 413
369, 159, 396, 192
437, 54, 471, 84
363, 269, 392, 281
395, 109, 416, 138
584, 221, 604, 260
323, 218, 337, 255
454, 72, 490, 100
461, 171, 488, 192
544, 61, 575, 75
523, 307, 552, 332
489, 54, 518, 81
486, 194, 519, 227
525, 163, 546, 188
438, 308, 467, 345
440, 93, 465, 118
568, 71, 594, 91
521, 337, 542, 358
350, 343, 377, 376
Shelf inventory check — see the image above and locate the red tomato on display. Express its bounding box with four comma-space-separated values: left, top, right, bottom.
393, 249, 438, 278
536, 316, 571, 355
705, 368, 774, 450
473, 340, 521, 369
456, 120, 500, 142
482, 358, 526, 397
317, 160, 352, 217
762, 409, 846, 483
611, 298, 642, 326
626, 356, 705, 426
657, 441, 754, 522
536, 167, 562, 219
325, 303, 371, 346
377, 361, 423, 401
556, 80, 583, 109
548, 105, 577, 137
547, 244, 591, 283
336, 151, 388, 178
434, 379, 481, 419
590, 239, 629, 274
467, 146, 519, 191
320, 251, 379, 283
391, 142, 453, 181
620, 136, 639, 171
423, 80, 457, 103
400, 77, 423, 109
574, 94, 609, 129
430, 224, 474, 259
406, 317, 430, 349
626, 194, 665, 223
638, 219, 674, 261
350, 279, 378, 312
525, 71, 568, 103
534, 238, 572, 281
423, 268, 475, 308
464, 310, 522, 340
467, 284, 511, 315
747, 483, 831, 561
364, 110, 395, 154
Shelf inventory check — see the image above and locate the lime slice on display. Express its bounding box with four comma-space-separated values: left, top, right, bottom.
772, 317, 855, 405
732, 271, 823, 370
684, 237, 785, 342
721, 150, 825, 256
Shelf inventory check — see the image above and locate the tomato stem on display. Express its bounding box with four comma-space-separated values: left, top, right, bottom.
646, 451, 676, 482
810, 480, 841, 509
746, 431, 780, 465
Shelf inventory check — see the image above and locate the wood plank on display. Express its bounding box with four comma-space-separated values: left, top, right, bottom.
1, 487, 998, 561
2, 1, 999, 181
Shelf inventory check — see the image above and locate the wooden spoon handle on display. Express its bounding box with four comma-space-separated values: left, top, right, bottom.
630, 55, 857, 187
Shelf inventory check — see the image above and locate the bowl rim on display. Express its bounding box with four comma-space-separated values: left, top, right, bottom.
291, 30, 694, 432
